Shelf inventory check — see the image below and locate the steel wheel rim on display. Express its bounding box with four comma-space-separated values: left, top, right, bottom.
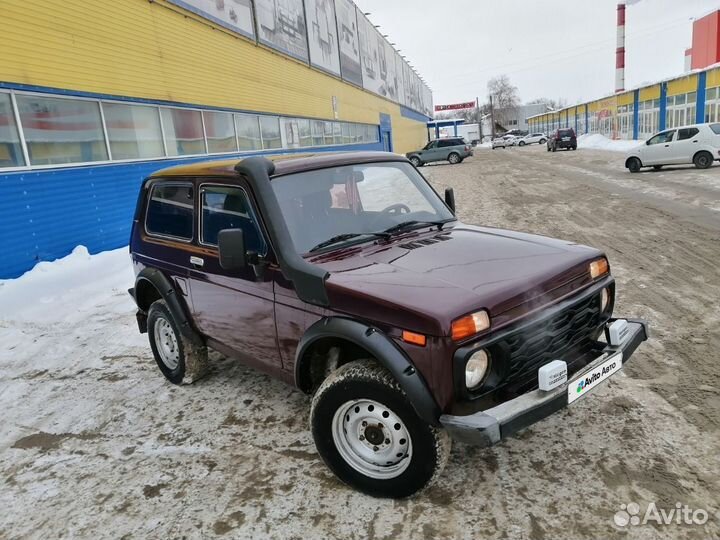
154, 317, 180, 370
331, 399, 412, 480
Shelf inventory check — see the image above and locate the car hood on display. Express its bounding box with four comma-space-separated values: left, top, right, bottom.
313, 223, 604, 336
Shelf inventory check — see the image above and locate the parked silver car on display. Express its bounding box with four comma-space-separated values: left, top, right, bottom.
406, 137, 473, 166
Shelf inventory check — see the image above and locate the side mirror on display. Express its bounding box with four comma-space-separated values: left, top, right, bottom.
444, 187, 456, 214
218, 229, 247, 270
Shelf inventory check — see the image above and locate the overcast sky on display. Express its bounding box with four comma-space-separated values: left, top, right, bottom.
353, 0, 720, 107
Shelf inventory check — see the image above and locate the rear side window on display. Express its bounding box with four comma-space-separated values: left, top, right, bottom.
677, 128, 699, 140
438, 139, 457, 147
710, 124, 720, 135
146, 183, 194, 240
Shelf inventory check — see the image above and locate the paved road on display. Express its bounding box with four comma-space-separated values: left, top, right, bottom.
2, 145, 719, 539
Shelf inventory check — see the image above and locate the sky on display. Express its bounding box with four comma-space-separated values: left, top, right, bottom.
353, 0, 720, 107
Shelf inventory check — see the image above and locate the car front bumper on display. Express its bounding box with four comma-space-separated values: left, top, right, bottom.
439, 318, 649, 446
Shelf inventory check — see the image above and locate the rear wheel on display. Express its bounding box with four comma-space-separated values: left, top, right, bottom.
539, 139, 546, 145
518, 141, 526, 146
627, 157, 642, 173
552, 145, 557, 152
147, 299, 208, 385
448, 152, 461, 164
310, 360, 451, 498
409, 156, 422, 168
693, 151, 713, 169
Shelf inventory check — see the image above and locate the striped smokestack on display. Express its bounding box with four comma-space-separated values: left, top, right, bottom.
616, 2, 626, 93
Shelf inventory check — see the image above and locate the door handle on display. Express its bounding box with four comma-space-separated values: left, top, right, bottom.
692, 140, 698, 143
664, 144, 670, 147
190, 256, 204, 268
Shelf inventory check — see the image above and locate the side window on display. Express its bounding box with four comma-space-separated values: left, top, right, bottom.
146, 183, 194, 240
438, 140, 452, 148
648, 131, 675, 145
200, 185, 266, 254
677, 127, 699, 140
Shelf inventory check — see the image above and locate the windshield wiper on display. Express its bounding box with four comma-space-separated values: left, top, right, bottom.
309, 232, 391, 253
381, 219, 454, 236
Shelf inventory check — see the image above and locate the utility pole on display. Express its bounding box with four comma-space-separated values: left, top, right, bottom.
475, 96, 482, 142
489, 94, 496, 139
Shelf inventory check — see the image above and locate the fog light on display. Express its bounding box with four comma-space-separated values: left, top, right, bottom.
601, 287, 610, 312
466, 350, 489, 389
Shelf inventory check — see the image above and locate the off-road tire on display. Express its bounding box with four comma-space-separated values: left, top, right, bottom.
693, 151, 713, 169
147, 299, 208, 385
448, 152, 461, 164
310, 360, 451, 498
627, 157, 642, 173
409, 156, 423, 168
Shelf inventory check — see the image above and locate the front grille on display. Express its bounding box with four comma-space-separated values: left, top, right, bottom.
494, 291, 603, 387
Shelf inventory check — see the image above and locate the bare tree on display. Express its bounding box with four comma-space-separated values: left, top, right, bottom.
488, 75, 520, 128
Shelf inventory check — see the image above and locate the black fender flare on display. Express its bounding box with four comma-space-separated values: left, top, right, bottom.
295, 317, 441, 426
133, 267, 204, 346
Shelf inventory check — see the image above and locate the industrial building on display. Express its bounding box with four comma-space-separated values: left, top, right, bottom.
0, 0, 433, 278
528, 8, 720, 142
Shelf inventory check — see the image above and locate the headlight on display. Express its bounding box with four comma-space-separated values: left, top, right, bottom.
589, 257, 609, 279
451, 310, 490, 341
601, 287, 611, 312
466, 349, 490, 389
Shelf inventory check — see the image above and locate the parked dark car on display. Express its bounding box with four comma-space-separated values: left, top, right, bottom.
129, 152, 647, 498
406, 137, 473, 167
547, 128, 577, 151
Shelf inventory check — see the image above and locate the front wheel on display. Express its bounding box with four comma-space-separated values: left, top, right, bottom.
627, 157, 642, 173
310, 360, 451, 498
409, 156, 422, 168
693, 151, 713, 169
518, 141, 526, 146
448, 152, 461, 164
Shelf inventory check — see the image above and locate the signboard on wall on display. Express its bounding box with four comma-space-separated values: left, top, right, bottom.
305, 0, 341, 75
168, 0, 255, 39
334, 0, 363, 86
255, 0, 309, 62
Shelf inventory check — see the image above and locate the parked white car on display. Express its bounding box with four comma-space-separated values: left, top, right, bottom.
491, 135, 515, 149
518, 133, 547, 146
625, 123, 720, 172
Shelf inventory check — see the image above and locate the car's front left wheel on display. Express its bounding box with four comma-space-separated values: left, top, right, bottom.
310, 360, 451, 498
409, 156, 423, 168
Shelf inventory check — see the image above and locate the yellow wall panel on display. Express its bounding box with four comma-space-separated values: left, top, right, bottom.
639, 85, 660, 101
706, 68, 720, 88
617, 92, 634, 106
667, 74, 697, 96
0, 0, 428, 153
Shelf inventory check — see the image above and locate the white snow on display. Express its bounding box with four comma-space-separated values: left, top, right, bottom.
0, 246, 134, 326
577, 133, 643, 153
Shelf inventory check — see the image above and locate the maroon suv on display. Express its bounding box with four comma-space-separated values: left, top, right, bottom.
128, 152, 647, 498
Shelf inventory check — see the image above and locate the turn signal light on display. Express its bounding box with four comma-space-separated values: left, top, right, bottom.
451, 310, 490, 341
401, 330, 426, 347
589, 257, 609, 279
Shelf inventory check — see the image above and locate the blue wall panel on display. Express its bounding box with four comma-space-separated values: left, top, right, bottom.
0, 143, 382, 278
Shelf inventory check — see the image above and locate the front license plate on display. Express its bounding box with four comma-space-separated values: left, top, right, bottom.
568, 352, 623, 404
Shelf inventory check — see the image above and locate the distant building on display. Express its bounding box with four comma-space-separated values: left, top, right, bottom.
496, 103, 549, 132
685, 10, 720, 71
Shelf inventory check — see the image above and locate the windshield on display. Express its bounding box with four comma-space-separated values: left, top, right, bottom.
270, 161, 455, 253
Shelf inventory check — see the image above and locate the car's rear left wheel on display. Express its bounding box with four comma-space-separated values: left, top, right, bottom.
693, 151, 713, 169
310, 360, 450, 498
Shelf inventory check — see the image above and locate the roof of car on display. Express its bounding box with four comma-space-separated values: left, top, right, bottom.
149, 151, 407, 179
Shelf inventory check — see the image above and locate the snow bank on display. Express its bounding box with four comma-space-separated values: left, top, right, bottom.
577, 134, 643, 153
0, 246, 134, 324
